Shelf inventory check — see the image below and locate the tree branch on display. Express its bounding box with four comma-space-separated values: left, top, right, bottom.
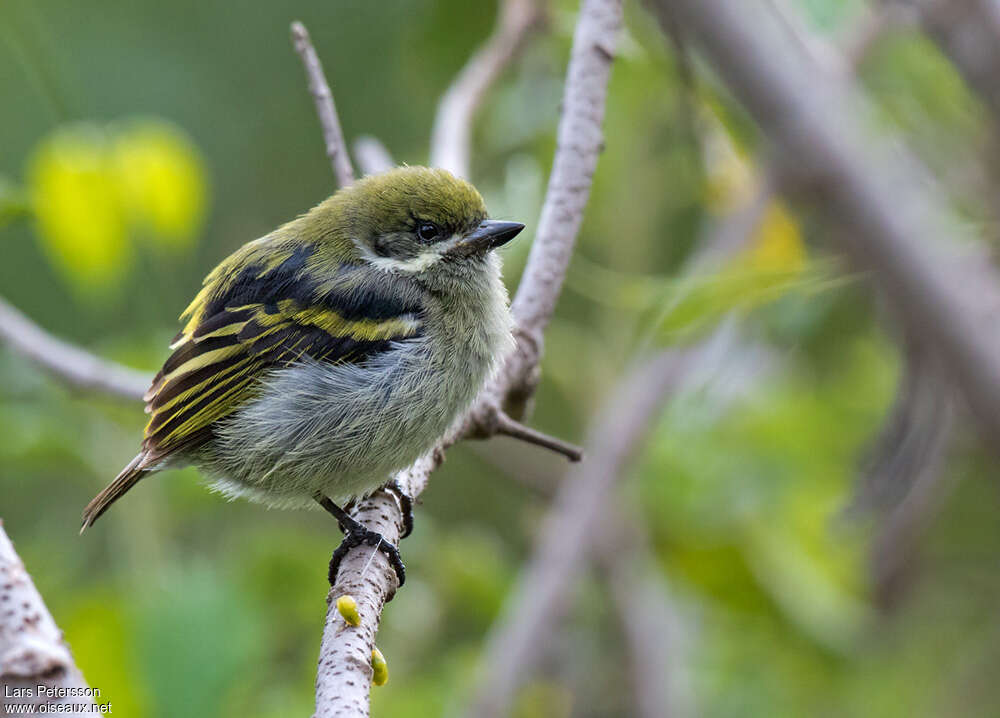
0, 523, 97, 715
651, 0, 1000, 451
498, 0, 621, 416
0, 296, 147, 401
312, 0, 622, 714
291, 21, 355, 189
429, 0, 547, 178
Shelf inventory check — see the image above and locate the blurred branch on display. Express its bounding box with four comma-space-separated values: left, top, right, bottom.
686, 4, 896, 274
0, 296, 147, 401
470, 432, 688, 718
728, 3, 959, 604
352, 135, 394, 176
869, 410, 957, 610
598, 509, 691, 718
463, 349, 696, 718
429, 0, 547, 178
0, 522, 96, 715
650, 0, 1000, 452
843, 3, 918, 67
848, 333, 957, 608
313, 0, 622, 714
850, 336, 955, 517
912, 0, 1000, 126
290, 21, 355, 189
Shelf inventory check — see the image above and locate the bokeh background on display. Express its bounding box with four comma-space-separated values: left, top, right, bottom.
3, 0, 999, 716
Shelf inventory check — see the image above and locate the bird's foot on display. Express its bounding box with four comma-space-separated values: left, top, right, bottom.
327, 520, 406, 588
314, 491, 407, 590
384, 480, 414, 539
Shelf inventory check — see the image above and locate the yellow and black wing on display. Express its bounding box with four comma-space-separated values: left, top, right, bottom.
141, 247, 423, 463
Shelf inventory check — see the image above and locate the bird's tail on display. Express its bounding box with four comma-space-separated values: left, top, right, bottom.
81, 453, 150, 532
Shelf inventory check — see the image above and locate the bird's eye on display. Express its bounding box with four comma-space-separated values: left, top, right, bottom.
416, 221, 441, 242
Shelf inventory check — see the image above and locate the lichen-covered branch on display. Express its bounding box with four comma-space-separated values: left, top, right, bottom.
0, 523, 96, 716
312, 0, 622, 714
291, 21, 356, 189
0, 296, 147, 401
429, 0, 546, 178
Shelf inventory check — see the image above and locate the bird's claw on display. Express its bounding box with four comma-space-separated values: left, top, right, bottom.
328, 525, 406, 588
385, 480, 415, 539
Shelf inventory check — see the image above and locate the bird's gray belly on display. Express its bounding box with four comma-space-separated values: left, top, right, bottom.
196, 339, 487, 507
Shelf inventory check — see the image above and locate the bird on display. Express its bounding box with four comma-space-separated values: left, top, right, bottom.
81, 166, 524, 587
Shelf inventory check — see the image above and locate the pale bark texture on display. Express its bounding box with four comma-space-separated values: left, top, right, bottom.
0, 524, 96, 715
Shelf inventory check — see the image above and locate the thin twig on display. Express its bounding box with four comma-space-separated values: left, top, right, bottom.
0, 296, 147, 401
290, 21, 355, 189
429, 0, 546, 178
492, 412, 583, 461
0, 522, 97, 715
312, 0, 623, 713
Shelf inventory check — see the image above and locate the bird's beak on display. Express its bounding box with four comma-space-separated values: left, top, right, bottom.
462, 220, 525, 252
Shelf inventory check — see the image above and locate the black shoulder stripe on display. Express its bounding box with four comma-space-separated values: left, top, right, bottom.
201, 251, 424, 327
202, 245, 317, 318
192, 307, 256, 339
319, 286, 422, 321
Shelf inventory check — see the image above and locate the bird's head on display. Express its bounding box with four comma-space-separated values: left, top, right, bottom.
332, 166, 523, 282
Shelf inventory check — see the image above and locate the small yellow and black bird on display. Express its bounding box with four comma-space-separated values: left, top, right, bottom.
81, 166, 524, 586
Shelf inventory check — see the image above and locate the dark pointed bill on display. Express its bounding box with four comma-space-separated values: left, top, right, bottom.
463, 220, 525, 251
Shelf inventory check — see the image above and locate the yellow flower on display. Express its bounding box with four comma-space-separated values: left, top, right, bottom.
111, 119, 207, 249
28, 125, 131, 293
744, 202, 807, 275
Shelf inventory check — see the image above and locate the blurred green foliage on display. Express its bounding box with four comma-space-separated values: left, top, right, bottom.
3, 0, 1000, 716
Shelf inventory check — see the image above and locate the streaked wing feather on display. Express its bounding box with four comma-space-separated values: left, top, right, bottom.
142, 295, 422, 461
